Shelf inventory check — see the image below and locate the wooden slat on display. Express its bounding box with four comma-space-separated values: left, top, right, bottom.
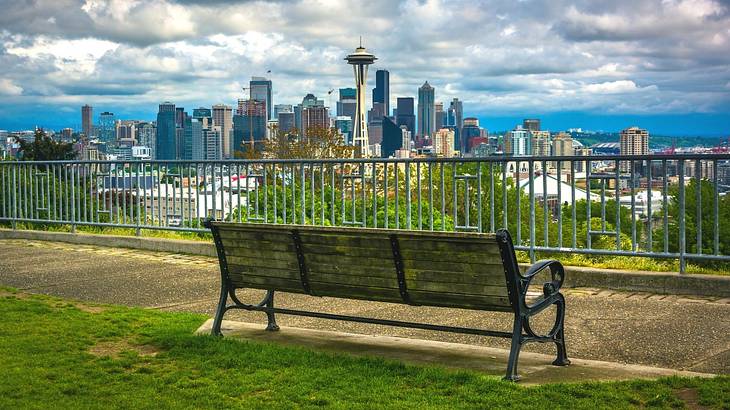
218, 229, 294, 243
402, 259, 505, 275
221, 239, 295, 253
297, 232, 392, 250
308, 271, 399, 288
407, 269, 507, 286
227, 255, 299, 271
228, 264, 300, 280
408, 280, 508, 297
408, 290, 512, 310
398, 237, 500, 254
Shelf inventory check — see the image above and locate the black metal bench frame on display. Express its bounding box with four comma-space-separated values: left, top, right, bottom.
205, 221, 570, 382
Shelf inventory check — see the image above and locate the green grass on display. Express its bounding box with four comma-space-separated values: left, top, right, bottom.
0, 288, 728, 409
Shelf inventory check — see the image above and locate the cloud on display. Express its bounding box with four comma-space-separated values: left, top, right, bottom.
0, 78, 23, 95
0, 0, 728, 129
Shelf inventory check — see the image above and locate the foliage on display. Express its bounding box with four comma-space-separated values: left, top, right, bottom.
261, 126, 354, 159
654, 178, 730, 255
15, 129, 76, 161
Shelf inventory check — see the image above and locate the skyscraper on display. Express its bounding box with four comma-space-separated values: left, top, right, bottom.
620, 126, 649, 172
507, 125, 531, 156
81, 105, 93, 138
212, 104, 232, 158
278, 112, 295, 133
461, 117, 481, 154
156, 102, 176, 160
531, 130, 552, 156
523, 119, 541, 132
250, 76, 273, 121
433, 128, 455, 157
382, 116, 407, 158
435, 102, 445, 130
302, 106, 329, 138
395, 97, 415, 135
98, 112, 115, 144
233, 100, 266, 153
337, 88, 357, 122
273, 104, 292, 120
417, 81, 435, 140
448, 98, 464, 152
345, 42, 377, 157
552, 132, 573, 171
372, 69, 390, 117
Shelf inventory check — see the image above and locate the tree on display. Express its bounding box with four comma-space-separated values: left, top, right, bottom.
15, 129, 75, 161
261, 126, 354, 159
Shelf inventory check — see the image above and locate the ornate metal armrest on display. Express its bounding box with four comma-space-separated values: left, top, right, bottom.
521, 259, 565, 297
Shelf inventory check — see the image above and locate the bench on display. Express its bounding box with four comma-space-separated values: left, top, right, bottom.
204, 221, 570, 381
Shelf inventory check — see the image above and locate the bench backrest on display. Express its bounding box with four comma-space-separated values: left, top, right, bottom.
209, 222, 521, 312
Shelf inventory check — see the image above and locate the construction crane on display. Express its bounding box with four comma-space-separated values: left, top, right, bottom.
327, 88, 335, 112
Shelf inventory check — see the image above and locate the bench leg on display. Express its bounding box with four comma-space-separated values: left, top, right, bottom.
264, 290, 280, 332
503, 314, 523, 382
211, 281, 228, 337
552, 294, 570, 366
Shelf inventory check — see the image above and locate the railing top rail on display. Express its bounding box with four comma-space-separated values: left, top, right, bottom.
2, 153, 730, 165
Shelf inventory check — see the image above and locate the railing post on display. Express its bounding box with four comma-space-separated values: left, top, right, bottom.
678, 159, 686, 274
70, 164, 76, 233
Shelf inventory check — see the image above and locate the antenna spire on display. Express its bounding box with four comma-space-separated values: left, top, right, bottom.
359, 36, 362, 47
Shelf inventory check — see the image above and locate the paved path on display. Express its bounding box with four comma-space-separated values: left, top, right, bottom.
1, 239, 728, 375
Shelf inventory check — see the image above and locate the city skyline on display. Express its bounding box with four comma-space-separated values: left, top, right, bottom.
0, 0, 729, 135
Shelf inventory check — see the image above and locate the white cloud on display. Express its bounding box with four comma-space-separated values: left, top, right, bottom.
0, 78, 23, 95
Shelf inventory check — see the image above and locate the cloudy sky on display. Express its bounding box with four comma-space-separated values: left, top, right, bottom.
0, 0, 729, 135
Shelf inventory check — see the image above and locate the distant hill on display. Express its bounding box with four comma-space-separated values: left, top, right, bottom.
570, 132, 728, 149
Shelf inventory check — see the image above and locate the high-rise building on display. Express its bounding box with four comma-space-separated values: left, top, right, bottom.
507, 125, 531, 156
461, 117, 481, 154
212, 104, 232, 158
335, 116, 353, 143
552, 132, 574, 171
381, 116, 406, 158
523, 119, 541, 132
156, 102, 176, 160
372, 69, 390, 117
175, 107, 186, 128
136, 122, 155, 158
204, 128, 221, 160
337, 88, 356, 123
395, 97, 415, 135
619, 126, 649, 172
98, 112, 115, 144
531, 130, 552, 156
273, 104, 292, 120
233, 100, 267, 153
435, 102, 445, 130
278, 112, 295, 134
448, 98, 464, 152
192, 107, 212, 126
302, 106, 329, 138
345, 43, 377, 157
433, 128, 456, 157
417, 81, 435, 140
250, 76, 273, 121
184, 116, 202, 160
81, 105, 93, 138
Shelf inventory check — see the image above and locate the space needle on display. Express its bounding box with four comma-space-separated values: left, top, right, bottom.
345, 39, 377, 158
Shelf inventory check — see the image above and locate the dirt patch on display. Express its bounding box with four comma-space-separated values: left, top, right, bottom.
74, 303, 107, 314
88, 340, 162, 359
675, 388, 707, 410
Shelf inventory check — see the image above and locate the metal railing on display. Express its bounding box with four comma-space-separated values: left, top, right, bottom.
1, 154, 728, 272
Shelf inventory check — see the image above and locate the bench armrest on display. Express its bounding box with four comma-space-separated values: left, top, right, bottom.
522, 259, 565, 298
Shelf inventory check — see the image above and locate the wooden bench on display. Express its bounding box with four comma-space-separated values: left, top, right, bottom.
205, 221, 570, 381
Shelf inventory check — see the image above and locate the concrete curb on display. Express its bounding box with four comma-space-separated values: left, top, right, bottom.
2, 228, 728, 298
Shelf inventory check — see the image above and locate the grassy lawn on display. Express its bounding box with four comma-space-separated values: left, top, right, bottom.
0, 288, 728, 409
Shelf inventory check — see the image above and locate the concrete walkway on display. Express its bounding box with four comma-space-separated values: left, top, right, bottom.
1, 239, 728, 377
198, 319, 711, 384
